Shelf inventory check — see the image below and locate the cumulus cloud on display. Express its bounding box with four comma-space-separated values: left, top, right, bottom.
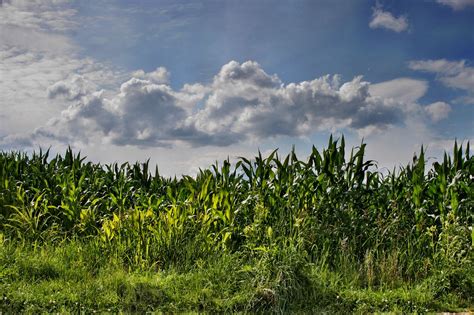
436, 0, 474, 10
132, 67, 170, 84
369, 6, 408, 33
191, 62, 406, 141
31, 60, 433, 148
47, 75, 96, 100
43, 75, 201, 147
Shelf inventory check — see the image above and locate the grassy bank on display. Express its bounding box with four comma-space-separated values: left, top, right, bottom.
1, 242, 472, 313
0, 137, 472, 313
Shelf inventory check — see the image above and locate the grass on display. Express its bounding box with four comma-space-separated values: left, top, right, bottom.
0, 136, 472, 312
1, 242, 472, 313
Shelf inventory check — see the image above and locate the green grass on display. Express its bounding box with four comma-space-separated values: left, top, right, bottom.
0, 136, 472, 312
1, 242, 472, 313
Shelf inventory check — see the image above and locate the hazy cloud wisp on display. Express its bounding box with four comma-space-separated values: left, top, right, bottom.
436, 0, 474, 10
369, 6, 408, 33
409, 59, 474, 104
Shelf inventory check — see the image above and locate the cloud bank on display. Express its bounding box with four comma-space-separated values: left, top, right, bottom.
18, 60, 436, 148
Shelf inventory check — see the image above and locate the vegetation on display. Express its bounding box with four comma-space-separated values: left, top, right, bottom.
0, 136, 472, 313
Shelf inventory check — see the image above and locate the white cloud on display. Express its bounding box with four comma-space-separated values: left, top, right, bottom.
22, 61, 437, 149
369, 6, 408, 33
0, 25, 74, 53
369, 78, 428, 103
453, 95, 474, 105
0, 46, 125, 137
0, 0, 77, 54
0, 0, 466, 177
0, 0, 77, 32
436, 0, 474, 10
132, 67, 170, 84
0, 0, 131, 141
408, 59, 467, 77
409, 59, 474, 104
425, 101, 452, 122
47, 75, 96, 100
191, 61, 409, 142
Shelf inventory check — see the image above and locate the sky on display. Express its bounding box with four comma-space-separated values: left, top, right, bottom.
0, 0, 473, 176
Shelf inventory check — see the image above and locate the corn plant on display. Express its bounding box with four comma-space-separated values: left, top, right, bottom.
0, 137, 471, 285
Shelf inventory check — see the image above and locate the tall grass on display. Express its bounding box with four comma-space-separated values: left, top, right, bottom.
0, 136, 472, 312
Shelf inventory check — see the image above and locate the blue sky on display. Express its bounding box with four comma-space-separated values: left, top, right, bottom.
72, 0, 473, 82
0, 0, 473, 175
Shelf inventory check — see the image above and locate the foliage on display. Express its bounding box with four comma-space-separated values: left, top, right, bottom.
0, 136, 472, 312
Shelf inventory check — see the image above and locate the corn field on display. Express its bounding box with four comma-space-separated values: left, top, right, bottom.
0, 136, 473, 311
